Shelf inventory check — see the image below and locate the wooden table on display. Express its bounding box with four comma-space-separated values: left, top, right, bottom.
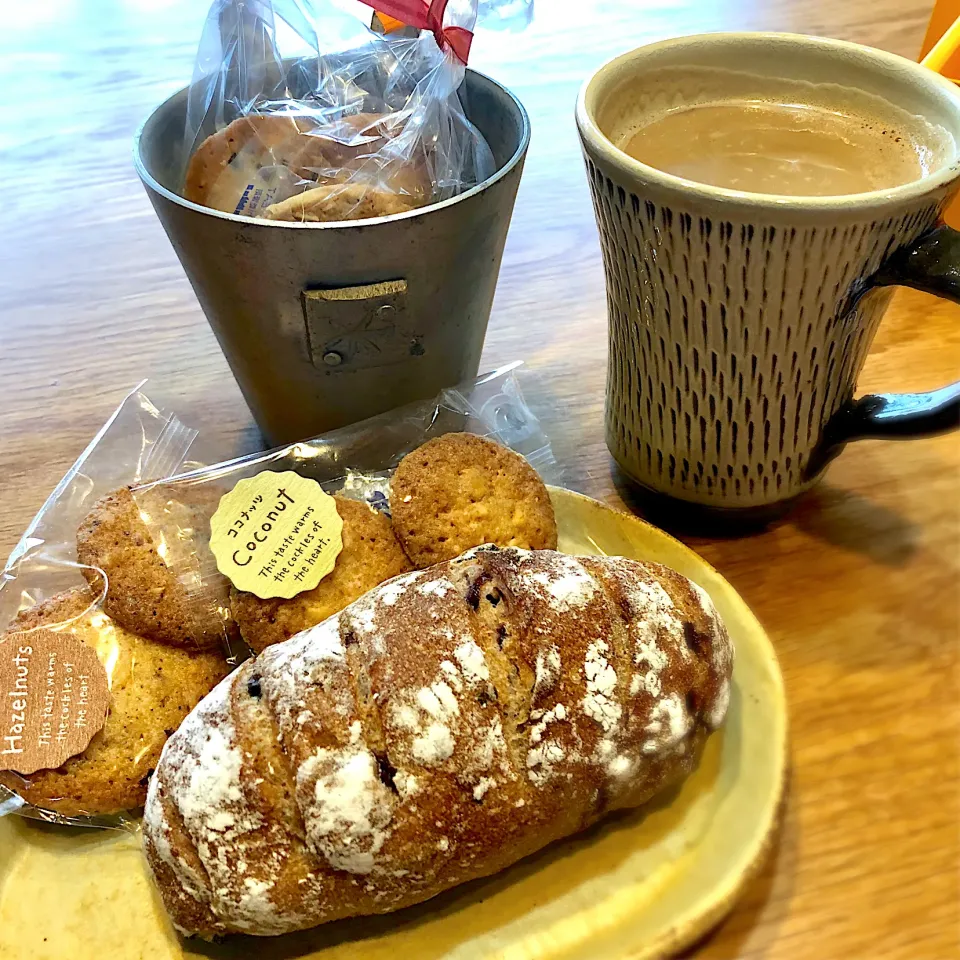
1, 1, 957, 957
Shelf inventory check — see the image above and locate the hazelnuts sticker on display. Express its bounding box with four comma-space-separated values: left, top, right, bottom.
209, 471, 344, 599
0, 628, 110, 775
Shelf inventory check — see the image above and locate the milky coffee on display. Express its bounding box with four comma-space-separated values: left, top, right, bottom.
615, 70, 952, 196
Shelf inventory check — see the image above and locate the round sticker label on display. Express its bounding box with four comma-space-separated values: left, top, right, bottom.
0, 628, 110, 775
209, 471, 344, 599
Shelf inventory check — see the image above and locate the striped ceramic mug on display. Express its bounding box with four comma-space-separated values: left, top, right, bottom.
576, 33, 960, 520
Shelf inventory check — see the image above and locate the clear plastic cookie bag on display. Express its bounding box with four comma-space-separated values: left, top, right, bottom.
182, 0, 495, 221
0, 386, 204, 827
133, 363, 562, 646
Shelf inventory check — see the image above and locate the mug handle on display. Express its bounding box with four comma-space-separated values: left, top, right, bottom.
806, 224, 960, 478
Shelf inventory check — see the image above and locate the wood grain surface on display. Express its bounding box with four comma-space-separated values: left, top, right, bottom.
1, 1, 958, 957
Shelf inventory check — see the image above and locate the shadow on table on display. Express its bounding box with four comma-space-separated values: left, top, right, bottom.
611, 462, 919, 567
788, 482, 918, 567
609, 464, 787, 540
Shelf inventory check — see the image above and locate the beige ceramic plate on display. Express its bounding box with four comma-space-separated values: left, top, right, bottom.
0, 488, 787, 960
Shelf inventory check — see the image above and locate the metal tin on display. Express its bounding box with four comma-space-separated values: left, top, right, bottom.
134, 71, 530, 446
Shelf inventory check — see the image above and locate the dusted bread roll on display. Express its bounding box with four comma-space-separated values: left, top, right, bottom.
143, 546, 733, 938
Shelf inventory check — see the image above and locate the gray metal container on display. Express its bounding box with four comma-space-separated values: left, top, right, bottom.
134, 71, 530, 446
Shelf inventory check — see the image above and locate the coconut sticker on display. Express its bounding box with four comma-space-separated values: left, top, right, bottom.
209, 471, 344, 599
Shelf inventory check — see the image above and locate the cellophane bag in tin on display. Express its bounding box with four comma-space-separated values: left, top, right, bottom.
181, 0, 495, 221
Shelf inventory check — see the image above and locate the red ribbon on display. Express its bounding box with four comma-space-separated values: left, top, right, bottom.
362, 0, 473, 64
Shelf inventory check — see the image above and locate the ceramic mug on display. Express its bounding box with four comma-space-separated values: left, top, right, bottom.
576, 33, 960, 520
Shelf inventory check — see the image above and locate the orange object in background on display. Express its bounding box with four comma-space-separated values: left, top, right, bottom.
922, 1, 960, 79
921, 1, 960, 225
373, 11, 407, 32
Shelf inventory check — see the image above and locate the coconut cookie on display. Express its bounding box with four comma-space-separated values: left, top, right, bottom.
230, 496, 412, 653
76, 485, 234, 650
391, 433, 558, 568
0, 588, 229, 817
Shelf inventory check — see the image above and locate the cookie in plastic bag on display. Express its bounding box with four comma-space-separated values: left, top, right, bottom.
181, 0, 494, 221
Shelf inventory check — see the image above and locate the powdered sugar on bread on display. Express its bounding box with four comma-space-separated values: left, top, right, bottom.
298, 742, 395, 874
523, 555, 597, 610
582, 639, 621, 733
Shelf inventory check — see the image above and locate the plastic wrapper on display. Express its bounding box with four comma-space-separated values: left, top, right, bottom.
181, 0, 495, 221
134, 363, 559, 646
0, 365, 553, 829
0, 386, 201, 828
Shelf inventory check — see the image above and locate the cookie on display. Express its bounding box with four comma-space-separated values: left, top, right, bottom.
262, 181, 421, 222
76, 485, 234, 650
183, 113, 423, 216
391, 434, 559, 568
230, 496, 413, 653
183, 115, 317, 212
0, 588, 229, 817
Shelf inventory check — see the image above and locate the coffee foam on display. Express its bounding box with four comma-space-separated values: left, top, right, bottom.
601, 66, 957, 190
